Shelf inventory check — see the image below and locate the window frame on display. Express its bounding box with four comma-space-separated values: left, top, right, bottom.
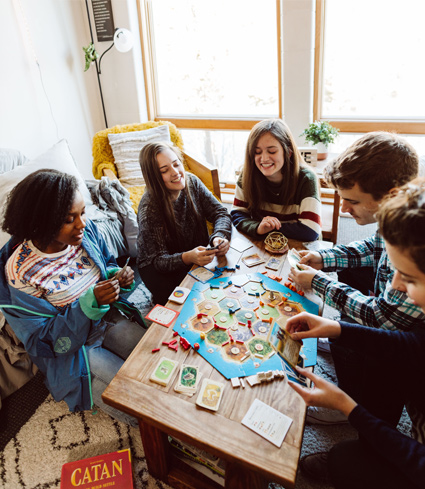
137, 0, 283, 130
313, 0, 425, 135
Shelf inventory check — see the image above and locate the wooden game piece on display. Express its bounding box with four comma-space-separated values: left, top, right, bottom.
194, 343, 200, 351
222, 341, 229, 346
231, 377, 241, 388
240, 378, 245, 389
173, 331, 179, 337
162, 341, 170, 346
200, 332, 206, 340
151, 348, 160, 353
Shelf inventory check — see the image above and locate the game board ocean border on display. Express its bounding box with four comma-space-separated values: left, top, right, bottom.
173, 272, 318, 384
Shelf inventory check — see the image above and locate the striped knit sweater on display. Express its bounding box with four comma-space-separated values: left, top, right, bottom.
231, 166, 321, 241
6, 240, 101, 312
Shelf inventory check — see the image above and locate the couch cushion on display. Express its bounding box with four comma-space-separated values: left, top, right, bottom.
0, 140, 93, 249
108, 125, 171, 187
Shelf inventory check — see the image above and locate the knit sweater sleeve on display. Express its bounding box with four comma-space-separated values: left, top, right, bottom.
348, 405, 425, 489
136, 196, 188, 273
189, 174, 232, 243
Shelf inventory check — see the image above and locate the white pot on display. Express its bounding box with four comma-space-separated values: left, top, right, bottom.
315, 142, 329, 160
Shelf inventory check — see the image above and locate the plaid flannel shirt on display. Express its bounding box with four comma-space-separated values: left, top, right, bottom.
311, 231, 425, 331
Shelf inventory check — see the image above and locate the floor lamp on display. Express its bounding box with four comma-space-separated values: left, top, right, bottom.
84, 1, 134, 128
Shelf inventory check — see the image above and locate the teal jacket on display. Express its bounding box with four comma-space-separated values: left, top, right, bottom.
0, 220, 139, 412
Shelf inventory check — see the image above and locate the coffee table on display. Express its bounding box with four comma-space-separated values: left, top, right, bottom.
102, 231, 322, 489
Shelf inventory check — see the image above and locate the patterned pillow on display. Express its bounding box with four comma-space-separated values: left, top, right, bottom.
108, 125, 171, 187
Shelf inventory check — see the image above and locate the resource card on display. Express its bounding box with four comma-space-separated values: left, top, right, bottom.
269, 322, 302, 368
196, 378, 225, 411
150, 357, 179, 387
188, 266, 216, 283
242, 399, 293, 447
174, 364, 202, 396
265, 256, 282, 271
242, 253, 265, 267
287, 248, 302, 270
145, 304, 179, 327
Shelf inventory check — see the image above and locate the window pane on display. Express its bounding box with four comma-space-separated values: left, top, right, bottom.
150, 0, 279, 118
181, 129, 249, 183
322, 0, 425, 119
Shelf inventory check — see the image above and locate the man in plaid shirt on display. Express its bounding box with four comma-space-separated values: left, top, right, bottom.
290, 132, 424, 424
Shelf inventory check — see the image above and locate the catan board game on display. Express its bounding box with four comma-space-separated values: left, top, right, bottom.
173, 272, 319, 383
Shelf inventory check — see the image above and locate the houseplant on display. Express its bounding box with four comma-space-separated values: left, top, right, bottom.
300, 121, 339, 160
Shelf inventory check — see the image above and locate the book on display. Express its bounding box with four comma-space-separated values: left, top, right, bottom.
60, 448, 133, 489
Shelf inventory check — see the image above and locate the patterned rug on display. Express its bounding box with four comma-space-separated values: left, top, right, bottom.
0, 277, 412, 489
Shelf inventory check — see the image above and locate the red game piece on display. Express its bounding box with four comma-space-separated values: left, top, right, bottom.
173, 331, 179, 337
194, 343, 200, 351
151, 348, 160, 353
162, 341, 170, 346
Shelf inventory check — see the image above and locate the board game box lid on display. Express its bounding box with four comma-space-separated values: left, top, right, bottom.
60, 448, 133, 489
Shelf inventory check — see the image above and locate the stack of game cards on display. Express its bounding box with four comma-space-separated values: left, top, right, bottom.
195, 378, 225, 412
174, 364, 202, 397
150, 357, 179, 386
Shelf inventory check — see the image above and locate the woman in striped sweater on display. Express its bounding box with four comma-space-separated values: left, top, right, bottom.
231, 119, 321, 241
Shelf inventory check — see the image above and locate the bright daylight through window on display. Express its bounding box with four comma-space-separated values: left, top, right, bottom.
140, 0, 280, 182
321, 0, 425, 123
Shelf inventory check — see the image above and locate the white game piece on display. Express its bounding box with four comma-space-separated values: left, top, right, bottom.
284, 306, 292, 312
259, 326, 267, 333
245, 312, 253, 319
254, 353, 263, 359
262, 309, 269, 315
255, 344, 264, 351
220, 316, 227, 323
204, 304, 212, 310
226, 301, 234, 308
241, 352, 251, 362
231, 377, 241, 388
251, 285, 257, 291
200, 317, 208, 324
246, 374, 260, 387
211, 293, 218, 299
230, 323, 239, 331
247, 298, 255, 304
231, 347, 240, 355
240, 378, 245, 389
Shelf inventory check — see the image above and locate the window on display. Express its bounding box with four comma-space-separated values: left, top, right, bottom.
138, 0, 282, 182
314, 0, 425, 134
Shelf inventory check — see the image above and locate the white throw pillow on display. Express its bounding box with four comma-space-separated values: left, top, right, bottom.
0, 139, 93, 249
108, 125, 171, 187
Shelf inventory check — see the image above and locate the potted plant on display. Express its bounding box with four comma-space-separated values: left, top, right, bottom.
300, 121, 339, 160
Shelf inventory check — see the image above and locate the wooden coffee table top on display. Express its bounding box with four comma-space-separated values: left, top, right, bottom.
102, 230, 322, 488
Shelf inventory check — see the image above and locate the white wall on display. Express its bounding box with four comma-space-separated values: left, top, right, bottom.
0, 0, 147, 180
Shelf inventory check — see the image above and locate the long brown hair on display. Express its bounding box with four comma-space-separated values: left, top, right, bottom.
139, 142, 199, 250
242, 119, 304, 215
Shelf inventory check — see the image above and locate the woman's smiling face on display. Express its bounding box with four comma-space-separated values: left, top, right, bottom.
254, 132, 285, 184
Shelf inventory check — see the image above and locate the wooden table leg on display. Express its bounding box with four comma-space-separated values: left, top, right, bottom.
225, 461, 269, 489
138, 420, 171, 482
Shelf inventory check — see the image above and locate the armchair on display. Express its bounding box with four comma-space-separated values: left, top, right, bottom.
92, 121, 221, 212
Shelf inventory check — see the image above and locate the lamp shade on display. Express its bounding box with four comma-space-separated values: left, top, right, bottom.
114, 28, 133, 53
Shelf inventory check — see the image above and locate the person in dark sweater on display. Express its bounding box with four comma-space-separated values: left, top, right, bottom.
231, 119, 321, 241
285, 177, 425, 489
137, 142, 232, 305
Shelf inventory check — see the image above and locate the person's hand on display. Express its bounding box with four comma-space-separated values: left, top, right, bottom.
257, 216, 281, 235
285, 312, 341, 340
288, 367, 357, 417
288, 263, 318, 289
213, 237, 230, 256
118, 266, 134, 288
94, 279, 120, 305
182, 246, 217, 266
298, 250, 324, 270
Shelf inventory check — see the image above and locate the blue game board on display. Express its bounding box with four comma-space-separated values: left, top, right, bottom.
173, 273, 319, 383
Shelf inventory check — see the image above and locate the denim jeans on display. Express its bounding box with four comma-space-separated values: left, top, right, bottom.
87, 308, 145, 426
